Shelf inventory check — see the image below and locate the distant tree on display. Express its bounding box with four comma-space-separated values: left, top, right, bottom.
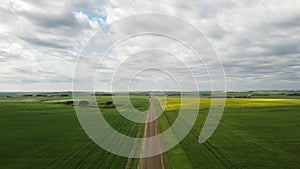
105, 101, 113, 105
287, 93, 300, 96
23, 94, 33, 97
65, 101, 74, 106
78, 100, 89, 107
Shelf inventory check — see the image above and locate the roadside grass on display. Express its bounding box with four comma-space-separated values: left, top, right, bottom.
157, 107, 194, 169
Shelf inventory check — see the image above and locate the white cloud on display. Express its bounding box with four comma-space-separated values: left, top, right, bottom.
0, 0, 299, 91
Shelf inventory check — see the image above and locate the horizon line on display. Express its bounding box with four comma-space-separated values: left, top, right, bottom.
0, 89, 300, 93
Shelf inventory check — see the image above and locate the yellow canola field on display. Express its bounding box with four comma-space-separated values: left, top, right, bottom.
156, 97, 300, 111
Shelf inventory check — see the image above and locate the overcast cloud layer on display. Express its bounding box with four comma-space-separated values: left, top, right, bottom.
0, 0, 299, 91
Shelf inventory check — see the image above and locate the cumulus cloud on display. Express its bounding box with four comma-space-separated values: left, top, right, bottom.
0, 0, 299, 91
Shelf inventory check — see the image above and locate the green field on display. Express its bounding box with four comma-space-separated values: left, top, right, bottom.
1, 94, 300, 168
0, 96, 148, 169
157, 97, 300, 169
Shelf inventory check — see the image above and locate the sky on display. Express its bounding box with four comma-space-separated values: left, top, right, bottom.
0, 0, 299, 92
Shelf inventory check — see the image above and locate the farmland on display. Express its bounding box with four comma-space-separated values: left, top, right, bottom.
157, 97, 300, 168
0, 95, 148, 169
1, 93, 300, 168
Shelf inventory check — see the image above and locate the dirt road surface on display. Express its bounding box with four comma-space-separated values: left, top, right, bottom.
138, 97, 164, 169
